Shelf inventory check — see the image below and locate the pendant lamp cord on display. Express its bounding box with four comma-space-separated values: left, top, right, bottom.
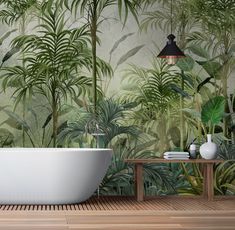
170, 0, 173, 34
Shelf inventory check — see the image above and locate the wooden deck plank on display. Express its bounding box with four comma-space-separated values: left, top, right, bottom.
0, 196, 234, 229
74, 204, 79, 211
98, 197, 111, 210
0, 196, 234, 211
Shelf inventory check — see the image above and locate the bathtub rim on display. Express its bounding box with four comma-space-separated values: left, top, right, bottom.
0, 148, 113, 151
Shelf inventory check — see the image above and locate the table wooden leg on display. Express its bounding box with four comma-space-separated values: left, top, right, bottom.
206, 163, 214, 201
135, 163, 143, 202
203, 164, 208, 199
203, 163, 214, 201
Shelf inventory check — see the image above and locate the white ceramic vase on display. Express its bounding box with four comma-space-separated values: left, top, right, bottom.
199, 134, 217, 159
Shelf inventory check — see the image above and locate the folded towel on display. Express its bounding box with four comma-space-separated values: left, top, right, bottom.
164, 154, 189, 158
164, 151, 189, 156
164, 156, 189, 160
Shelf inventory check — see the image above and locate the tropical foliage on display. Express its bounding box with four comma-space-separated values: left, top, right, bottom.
0, 0, 234, 195
58, 99, 140, 148
1, 3, 111, 146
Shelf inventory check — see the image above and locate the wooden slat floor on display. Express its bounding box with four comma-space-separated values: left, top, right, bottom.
0, 196, 234, 229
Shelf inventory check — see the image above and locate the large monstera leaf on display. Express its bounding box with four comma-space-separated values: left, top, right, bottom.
201, 96, 225, 126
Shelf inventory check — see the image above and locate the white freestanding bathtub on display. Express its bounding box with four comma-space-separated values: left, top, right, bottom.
0, 148, 112, 204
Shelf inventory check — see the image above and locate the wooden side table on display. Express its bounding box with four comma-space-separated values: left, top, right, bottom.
124, 159, 224, 202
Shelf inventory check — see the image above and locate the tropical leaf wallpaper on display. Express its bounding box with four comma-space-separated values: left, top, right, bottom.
0, 0, 234, 196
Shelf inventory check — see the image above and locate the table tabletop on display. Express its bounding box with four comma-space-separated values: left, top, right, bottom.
124, 158, 224, 164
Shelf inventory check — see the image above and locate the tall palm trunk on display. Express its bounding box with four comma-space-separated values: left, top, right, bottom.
22, 94, 26, 146
221, 34, 230, 138
52, 91, 58, 147
195, 93, 202, 142
91, 0, 98, 115
221, 60, 230, 138
158, 115, 169, 156
21, 15, 26, 147
180, 72, 185, 150
178, 23, 187, 151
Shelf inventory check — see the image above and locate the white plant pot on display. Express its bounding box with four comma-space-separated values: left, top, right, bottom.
199, 134, 217, 160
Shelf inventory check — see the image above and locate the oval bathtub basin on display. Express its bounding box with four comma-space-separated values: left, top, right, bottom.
0, 148, 112, 204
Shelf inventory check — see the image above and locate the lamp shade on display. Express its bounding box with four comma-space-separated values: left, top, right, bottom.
157, 34, 185, 65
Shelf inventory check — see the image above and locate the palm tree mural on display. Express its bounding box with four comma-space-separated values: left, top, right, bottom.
59, 99, 139, 146
0, 0, 234, 195
140, 0, 196, 150
1, 2, 111, 146
120, 61, 182, 155
0, 0, 39, 26
187, 0, 235, 139
61, 0, 140, 114
0, 0, 41, 145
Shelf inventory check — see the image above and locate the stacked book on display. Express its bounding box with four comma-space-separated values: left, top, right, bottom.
163, 151, 189, 160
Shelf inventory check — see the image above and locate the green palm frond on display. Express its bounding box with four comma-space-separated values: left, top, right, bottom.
0, 128, 14, 147
187, 32, 224, 57
120, 58, 199, 153
0, 0, 39, 25
188, 0, 235, 33
62, 0, 139, 25
143, 69, 178, 112
58, 111, 91, 146
218, 142, 235, 160
141, 10, 172, 33
0, 3, 112, 146
214, 160, 235, 195
186, 0, 235, 62
141, 0, 198, 38
2, 7, 95, 103
100, 138, 175, 195
121, 60, 179, 113
58, 99, 140, 147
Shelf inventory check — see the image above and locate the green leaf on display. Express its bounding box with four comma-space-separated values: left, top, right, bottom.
221, 183, 235, 192
1, 46, 20, 65
181, 72, 194, 87
3, 109, 30, 131
197, 77, 213, 92
196, 60, 222, 79
73, 98, 85, 107
201, 96, 225, 126
116, 45, 144, 68
167, 127, 180, 146
169, 84, 190, 98
176, 55, 194, 72
0, 105, 9, 111
0, 29, 17, 46
229, 44, 235, 54
182, 108, 201, 120
109, 32, 134, 59
42, 113, 52, 129
58, 105, 74, 116
0, 128, 14, 146
187, 44, 210, 59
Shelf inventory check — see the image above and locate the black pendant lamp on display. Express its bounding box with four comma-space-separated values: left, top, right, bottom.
157, 0, 185, 65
